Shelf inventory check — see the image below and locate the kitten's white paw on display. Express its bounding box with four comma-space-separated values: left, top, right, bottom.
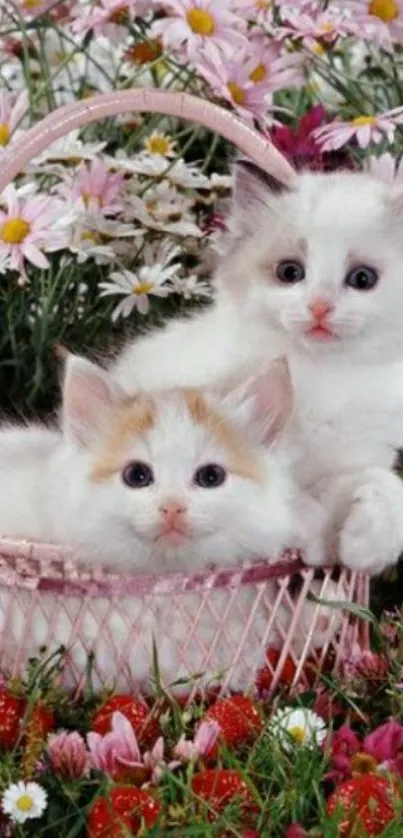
339, 470, 403, 575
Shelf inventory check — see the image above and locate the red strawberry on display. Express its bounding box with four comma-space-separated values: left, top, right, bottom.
0, 690, 25, 748
327, 774, 399, 836
203, 696, 261, 757
192, 768, 256, 818
87, 785, 161, 837
92, 695, 160, 748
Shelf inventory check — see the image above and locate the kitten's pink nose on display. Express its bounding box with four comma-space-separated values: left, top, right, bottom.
159, 502, 187, 524
308, 299, 334, 321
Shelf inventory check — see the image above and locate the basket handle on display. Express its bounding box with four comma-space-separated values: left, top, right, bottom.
0, 88, 295, 191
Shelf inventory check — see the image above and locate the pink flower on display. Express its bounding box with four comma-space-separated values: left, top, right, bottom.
87, 712, 178, 783
314, 108, 403, 151
342, 0, 403, 46
13, 0, 57, 19
150, 0, 246, 61
280, 2, 354, 48
246, 33, 302, 91
196, 47, 270, 123
341, 651, 390, 682
0, 185, 67, 275
0, 90, 28, 149
87, 711, 143, 778
285, 825, 308, 838
364, 721, 403, 764
47, 731, 91, 780
329, 725, 361, 778
72, 0, 152, 41
233, 0, 272, 24
174, 720, 221, 762
59, 159, 125, 216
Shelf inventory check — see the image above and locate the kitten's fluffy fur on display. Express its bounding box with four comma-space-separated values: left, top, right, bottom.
0, 354, 334, 690
113, 166, 403, 575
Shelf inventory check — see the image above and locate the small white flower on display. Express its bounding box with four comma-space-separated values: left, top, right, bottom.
171, 273, 212, 300
143, 131, 177, 158
100, 261, 177, 319
2, 781, 48, 824
269, 706, 327, 752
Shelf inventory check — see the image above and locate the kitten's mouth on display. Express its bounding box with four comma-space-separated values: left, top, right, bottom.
305, 324, 337, 341
154, 524, 190, 545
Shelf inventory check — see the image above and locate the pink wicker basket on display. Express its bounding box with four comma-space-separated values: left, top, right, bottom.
0, 90, 370, 698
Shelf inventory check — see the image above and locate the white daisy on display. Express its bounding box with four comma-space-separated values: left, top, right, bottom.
269, 706, 327, 752
2, 781, 48, 824
143, 131, 177, 158
99, 258, 178, 319
171, 273, 212, 300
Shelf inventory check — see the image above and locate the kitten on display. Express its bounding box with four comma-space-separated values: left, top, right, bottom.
0, 354, 335, 691
112, 164, 403, 576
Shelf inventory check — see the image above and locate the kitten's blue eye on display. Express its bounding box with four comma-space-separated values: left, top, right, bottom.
345, 265, 379, 291
194, 464, 227, 488
122, 461, 154, 488
275, 260, 305, 284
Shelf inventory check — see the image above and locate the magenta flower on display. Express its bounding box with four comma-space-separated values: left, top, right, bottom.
329, 725, 361, 778
174, 720, 220, 762
364, 721, 403, 765
47, 731, 91, 780
270, 105, 327, 164
0, 185, 67, 275
59, 159, 125, 217
285, 825, 307, 838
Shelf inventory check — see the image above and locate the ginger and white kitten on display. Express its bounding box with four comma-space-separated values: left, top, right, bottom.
0, 353, 335, 690
113, 164, 403, 576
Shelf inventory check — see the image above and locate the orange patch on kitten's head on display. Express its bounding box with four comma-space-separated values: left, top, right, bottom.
90, 389, 264, 484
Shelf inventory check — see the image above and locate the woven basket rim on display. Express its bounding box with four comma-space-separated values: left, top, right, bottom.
0, 537, 305, 596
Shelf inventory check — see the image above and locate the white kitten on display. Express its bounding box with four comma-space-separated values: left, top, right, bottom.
0, 354, 332, 690
113, 163, 403, 576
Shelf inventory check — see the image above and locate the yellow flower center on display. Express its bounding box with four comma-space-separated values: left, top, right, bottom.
318, 21, 334, 34
351, 115, 376, 126
312, 41, 326, 55
133, 281, 154, 295
249, 62, 266, 83
227, 82, 246, 105
16, 795, 34, 812
22, 0, 43, 8
108, 4, 129, 24
368, 0, 399, 21
288, 726, 306, 744
186, 7, 216, 36
1, 218, 30, 244
0, 123, 10, 146
256, 0, 271, 8
351, 752, 378, 775
144, 133, 172, 155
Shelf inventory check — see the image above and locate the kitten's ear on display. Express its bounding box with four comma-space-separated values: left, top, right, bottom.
229, 158, 292, 237
62, 355, 123, 447
223, 356, 293, 445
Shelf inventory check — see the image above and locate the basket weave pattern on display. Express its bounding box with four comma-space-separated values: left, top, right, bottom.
0, 539, 368, 698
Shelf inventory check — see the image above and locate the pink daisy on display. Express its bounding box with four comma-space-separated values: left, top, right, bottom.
10, 0, 57, 19
247, 33, 302, 90
313, 107, 403, 150
196, 46, 271, 123
233, 0, 273, 25
339, 0, 403, 44
0, 185, 67, 274
150, 0, 246, 61
280, 2, 354, 47
72, 0, 151, 41
59, 159, 126, 216
0, 90, 28, 149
